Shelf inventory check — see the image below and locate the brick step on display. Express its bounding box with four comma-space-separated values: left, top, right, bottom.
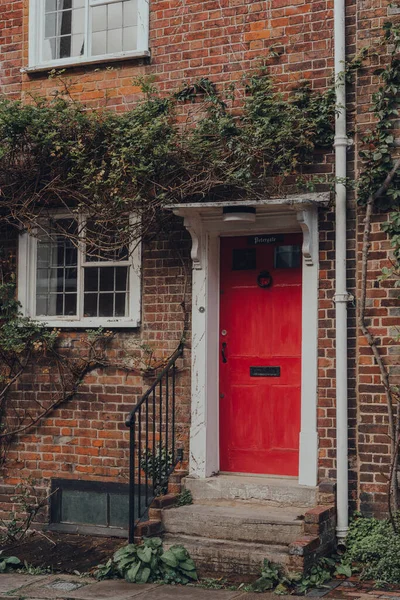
163, 533, 290, 580
183, 475, 317, 507
162, 499, 304, 545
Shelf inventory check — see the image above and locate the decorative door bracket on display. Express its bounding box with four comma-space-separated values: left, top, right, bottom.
296, 207, 318, 266
183, 215, 203, 270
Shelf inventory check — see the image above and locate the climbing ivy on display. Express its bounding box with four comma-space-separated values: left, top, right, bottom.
0, 69, 335, 252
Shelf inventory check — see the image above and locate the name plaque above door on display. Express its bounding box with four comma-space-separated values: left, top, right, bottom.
247, 235, 284, 246
250, 366, 281, 377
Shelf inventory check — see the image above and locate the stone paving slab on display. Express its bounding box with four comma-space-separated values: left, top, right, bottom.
2, 574, 400, 600
6, 575, 93, 598
135, 586, 244, 599
67, 581, 161, 599
0, 575, 49, 595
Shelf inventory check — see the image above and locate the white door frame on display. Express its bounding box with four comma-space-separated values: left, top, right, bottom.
173, 194, 329, 487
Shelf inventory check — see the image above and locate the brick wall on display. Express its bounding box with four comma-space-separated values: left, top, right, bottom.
0, 0, 335, 104
353, 0, 400, 516
0, 0, 23, 98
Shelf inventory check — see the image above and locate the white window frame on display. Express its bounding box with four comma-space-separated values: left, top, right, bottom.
17, 213, 141, 328
27, 0, 150, 72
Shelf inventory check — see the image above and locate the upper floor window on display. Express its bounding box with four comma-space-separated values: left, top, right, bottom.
17, 214, 141, 328
28, 0, 150, 70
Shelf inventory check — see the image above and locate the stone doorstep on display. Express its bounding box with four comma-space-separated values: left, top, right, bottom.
183, 475, 318, 507
162, 500, 305, 545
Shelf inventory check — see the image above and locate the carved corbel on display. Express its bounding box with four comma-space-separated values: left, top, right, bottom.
296, 207, 318, 266
183, 215, 203, 270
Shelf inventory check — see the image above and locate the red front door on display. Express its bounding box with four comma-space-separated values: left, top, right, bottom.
219, 234, 302, 476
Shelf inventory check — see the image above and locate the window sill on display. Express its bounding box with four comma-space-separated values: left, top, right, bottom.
22, 50, 150, 74
32, 318, 140, 329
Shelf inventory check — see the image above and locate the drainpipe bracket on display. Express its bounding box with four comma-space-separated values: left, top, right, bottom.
334, 135, 352, 148
336, 526, 349, 541
333, 291, 354, 304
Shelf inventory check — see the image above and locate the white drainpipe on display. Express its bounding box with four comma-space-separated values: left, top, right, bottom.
334, 0, 351, 542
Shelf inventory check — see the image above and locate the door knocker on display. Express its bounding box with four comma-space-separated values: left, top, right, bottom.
257, 270, 273, 288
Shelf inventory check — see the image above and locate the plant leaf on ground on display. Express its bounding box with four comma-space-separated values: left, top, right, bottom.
94, 537, 197, 585
0, 554, 21, 573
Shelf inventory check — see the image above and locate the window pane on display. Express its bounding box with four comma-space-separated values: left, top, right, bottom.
107, 2, 123, 29
45, 0, 57, 11
92, 5, 106, 33
72, 8, 85, 35
108, 28, 122, 53
72, 33, 85, 56
60, 35, 72, 58
60, 9, 72, 35
100, 267, 114, 291
91, 31, 107, 55
123, 27, 137, 52
84, 267, 99, 291
61, 490, 107, 526
124, 0, 137, 27
115, 293, 126, 317
99, 293, 114, 317
115, 267, 128, 291
65, 294, 77, 316
43, 38, 57, 61
274, 245, 301, 269
45, 13, 57, 38
36, 295, 48, 316
84, 293, 97, 317
65, 268, 78, 291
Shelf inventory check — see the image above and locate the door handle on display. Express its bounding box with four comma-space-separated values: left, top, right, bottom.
221, 342, 227, 363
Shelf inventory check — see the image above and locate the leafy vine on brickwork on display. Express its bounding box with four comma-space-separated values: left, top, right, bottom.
0, 70, 336, 472
357, 19, 400, 523
0, 70, 335, 254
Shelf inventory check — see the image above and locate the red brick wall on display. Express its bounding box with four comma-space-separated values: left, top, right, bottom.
0, 0, 336, 105
0, 0, 23, 98
353, 0, 400, 516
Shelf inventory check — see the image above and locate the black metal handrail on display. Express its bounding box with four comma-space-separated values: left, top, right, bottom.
126, 343, 184, 542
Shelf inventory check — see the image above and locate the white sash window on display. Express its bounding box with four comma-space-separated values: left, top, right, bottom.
28, 0, 149, 70
18, 214, 141, 328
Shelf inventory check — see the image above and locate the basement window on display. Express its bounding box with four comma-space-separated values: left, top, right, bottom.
28, 0, 150, 71
49, 479, 130, 534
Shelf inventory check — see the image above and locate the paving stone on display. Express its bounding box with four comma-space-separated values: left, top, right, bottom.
240, 594, 304, 599
0, 575, 49, 594
136, 585, 244, 599
6, 575, 92, 598
67, 580, 161, 599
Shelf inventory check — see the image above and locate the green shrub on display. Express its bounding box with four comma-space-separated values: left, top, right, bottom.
94, 538, 197, 585
343, 515, 400, 584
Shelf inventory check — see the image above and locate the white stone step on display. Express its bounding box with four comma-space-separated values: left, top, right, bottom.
184, 475, 317, 507
162, 500, 304, 545
163, 533, 290, 579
